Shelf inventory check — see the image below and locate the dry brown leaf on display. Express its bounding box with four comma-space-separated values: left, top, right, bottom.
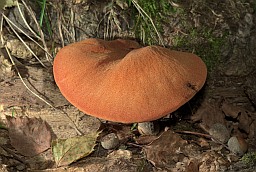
186, 159, 199, 172
6, 116, 52, 156
134, 135, 158, 145
249, 120, 256, 138
199, 151, 230, 171
238, 111, 252, 134
221, 102, 254, 134
113, 125, 134, 143
143, 130, 188, 169
191, 101, 225, 131
221, 101, 242, 118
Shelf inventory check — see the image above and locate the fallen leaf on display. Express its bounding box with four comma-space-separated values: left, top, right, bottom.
238, 111, 252, 134
221, 102, 242, 118
134, 135, 158, 145
111, 124, 134, 143
199, 151, 230, 171
143, 130, 188, 169
249, 120, 256, 138
191, 101, 225, 132
186, 159, 199, 172
221, 102, 253, 134
6, 116, 52, 156
52, 132, 100, 167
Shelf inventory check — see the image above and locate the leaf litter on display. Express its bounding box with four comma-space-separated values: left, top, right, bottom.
52, 131, 100, 167
143, 130, 188, 170
6, 116, 52, 157
142, 129, 230, 171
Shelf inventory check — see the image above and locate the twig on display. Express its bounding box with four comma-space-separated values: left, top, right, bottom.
70, 8, 76, 42
2, 14, 52, 60
16, 1, 41, 40
1, 145, 28, 165
176, 130, 212, 139
4, 44, 51, 107
0, 14, 82, 136
131, 0, 165, 46
57, 10, 65, 47
21, 0, 52, 63
127, 142, 144, 148
2, 14, 47, 68
176, 130, 230, 150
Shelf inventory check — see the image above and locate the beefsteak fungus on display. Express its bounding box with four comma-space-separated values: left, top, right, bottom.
53, 38, 207, 123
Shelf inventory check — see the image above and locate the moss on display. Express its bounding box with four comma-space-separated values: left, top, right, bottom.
126, 1, 228, 70
172, 28, 228, 72
241, 152, 256, 166
127, 0, 177, 45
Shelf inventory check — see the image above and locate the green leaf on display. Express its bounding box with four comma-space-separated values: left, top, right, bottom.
52, 132, 100, 167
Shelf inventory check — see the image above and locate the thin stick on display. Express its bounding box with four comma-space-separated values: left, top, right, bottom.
4, 47, 82, 135
2, 14, 52, 59
0, 15, 82, 136
70, 8, 76, 42
131, 0, 165, 46
176, 130, 230, 150
16, 1, 41, 40
3, 14, 47, 68
21, 0, 52, 62
5, 46, 51, 107
1, 145, 28, 165
57, 10, 65, 47
176, 130, 212, 139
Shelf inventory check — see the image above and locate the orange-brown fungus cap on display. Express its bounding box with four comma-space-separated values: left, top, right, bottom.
53, 38, 207, 123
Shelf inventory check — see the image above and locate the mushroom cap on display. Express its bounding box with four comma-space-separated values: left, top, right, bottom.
53, 38, 207, 123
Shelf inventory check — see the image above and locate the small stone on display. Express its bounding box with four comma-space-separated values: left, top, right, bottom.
16, 164, 26, 171
138, 121, 159, 135
101, 133, 119, 150
209, 123, 230, 143
228, 136, 248, 156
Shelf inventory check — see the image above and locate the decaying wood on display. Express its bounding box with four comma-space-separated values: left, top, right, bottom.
0, 64, 69, 108
0, 61, 101, 139
2, 106, 101, 139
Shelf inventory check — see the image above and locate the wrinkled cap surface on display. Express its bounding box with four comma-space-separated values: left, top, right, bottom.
53, 38, 207, 123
